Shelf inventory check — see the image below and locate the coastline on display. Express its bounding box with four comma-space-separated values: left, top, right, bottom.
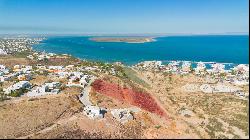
32, 35, 249, 65
0, 36, 249, 139
31, 44, 248, 70
89, 37, 156, 43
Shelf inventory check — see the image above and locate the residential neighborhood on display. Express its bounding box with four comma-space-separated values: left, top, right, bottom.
0, 37, 249, 139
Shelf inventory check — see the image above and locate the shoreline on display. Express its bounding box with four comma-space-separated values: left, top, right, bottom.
32, 46, 249, 67
4, 36, 248, 66
89, 37, 156, 43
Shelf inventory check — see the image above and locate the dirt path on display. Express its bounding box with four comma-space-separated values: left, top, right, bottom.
79, 77, 96, 106
18, 114, 80, 139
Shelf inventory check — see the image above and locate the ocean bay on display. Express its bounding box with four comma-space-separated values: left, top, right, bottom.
33, 35, 249, 65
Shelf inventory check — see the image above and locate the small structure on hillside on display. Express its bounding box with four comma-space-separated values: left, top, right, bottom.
83, 105, 107, 119
111, 108, 134, 124
178, 107, 194, 117
235, 91, 246, 99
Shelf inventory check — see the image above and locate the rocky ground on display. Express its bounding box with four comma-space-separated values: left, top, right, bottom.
135, 69, 249, 139
0, 55, 249, 139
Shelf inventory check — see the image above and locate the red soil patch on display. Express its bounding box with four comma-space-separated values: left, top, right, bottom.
92, 79, 167, 118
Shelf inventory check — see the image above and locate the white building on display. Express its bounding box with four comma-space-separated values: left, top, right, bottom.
0, 49, 7, 55
0, 65, 6, 70
210, 63, 225, 73
4, 81, 31, 94
136, 61, 163, 70
27, 55, 34, 60
0, 76, 10, 82
111, 109, 134, 124
57, 71, 70, 78
67, 74, 91, 88
233, 64, 249, 74
235, 92, 246, 99
195, 62, 206, 74
48, 66, 63, 70
83, 105, 107, 119
181, 61, 191, 73
38, 54, 50, 61
27, 82, 61, 97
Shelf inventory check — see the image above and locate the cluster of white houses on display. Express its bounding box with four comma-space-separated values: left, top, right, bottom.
27, 82, 61, 97
0, 37, 43, 54
133, 61, 249, 85
0, 63, 94, 97
4, 81, 31, 95
26, 51, 71, 61
0, 64, 33, 82
67, 72, 92, 88
183, 83, 247, 99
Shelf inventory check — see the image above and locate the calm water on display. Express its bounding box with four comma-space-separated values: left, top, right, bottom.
33, 35, 249, 65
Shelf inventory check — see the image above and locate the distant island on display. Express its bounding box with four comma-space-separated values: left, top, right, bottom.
89, 37, 155, 43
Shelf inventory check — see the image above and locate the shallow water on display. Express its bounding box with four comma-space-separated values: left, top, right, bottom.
33, 35, 249, 65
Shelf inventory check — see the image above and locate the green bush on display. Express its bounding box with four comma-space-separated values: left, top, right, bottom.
9, 88, 27, 97
0, 88, 8, 101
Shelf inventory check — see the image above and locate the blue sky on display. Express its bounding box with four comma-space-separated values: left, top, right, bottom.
0, 0, 249, 34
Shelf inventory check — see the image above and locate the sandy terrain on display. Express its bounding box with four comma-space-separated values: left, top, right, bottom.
134, 70, 249, 139
0, 61, 248, 139
0, 94, 81, 138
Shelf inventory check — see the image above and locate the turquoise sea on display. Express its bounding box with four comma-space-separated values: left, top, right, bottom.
33, 35, 249, 65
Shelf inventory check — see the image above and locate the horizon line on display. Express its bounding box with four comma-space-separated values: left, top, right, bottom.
0, 32, 249, 37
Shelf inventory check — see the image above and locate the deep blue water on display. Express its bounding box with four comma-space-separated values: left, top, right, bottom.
33, 35, 249, 65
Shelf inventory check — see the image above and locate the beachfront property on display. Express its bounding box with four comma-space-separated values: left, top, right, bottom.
194, 62, 206, 75
232, 64, 249, 75
133, 61, 164, 70
207, 63, 225, 74
166, 61, 180, 73
0, 37, 43, 54
181, 61, 192, 74
0, 39, 248, 101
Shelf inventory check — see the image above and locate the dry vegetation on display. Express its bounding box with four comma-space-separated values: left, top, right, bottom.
135, 70, 249, 139
0, 54, 248, 138
0, 94, 82, 139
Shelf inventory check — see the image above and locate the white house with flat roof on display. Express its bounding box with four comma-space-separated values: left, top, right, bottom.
4, 81, 31, 94
83, 105, 107, 119
27, 82, 61, 97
